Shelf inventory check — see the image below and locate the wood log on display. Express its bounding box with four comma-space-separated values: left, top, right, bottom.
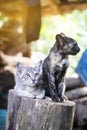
65, 77, 84, 91
6, 89, 75, 130
65, 87, 87, 100
73, 97, 87, 127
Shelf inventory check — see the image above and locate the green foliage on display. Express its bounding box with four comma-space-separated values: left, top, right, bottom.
0, 12, 8, 28
32, 9, 87, 76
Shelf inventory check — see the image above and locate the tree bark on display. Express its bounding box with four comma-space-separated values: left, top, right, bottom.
6, 89, 75, 130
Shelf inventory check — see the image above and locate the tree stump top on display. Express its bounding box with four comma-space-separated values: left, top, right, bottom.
10, 89, 75, 106
6, 89, 75, 130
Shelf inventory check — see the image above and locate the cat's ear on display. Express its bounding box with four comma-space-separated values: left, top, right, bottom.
16, 62, 24, 74
35, 60, 42, 74
60, 33, 66, 37
56, 33, 66, 46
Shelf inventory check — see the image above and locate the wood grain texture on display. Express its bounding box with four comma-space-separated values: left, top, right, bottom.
6, 89, 75, 130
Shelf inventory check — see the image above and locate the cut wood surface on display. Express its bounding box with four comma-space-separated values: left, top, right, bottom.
6, 89, 75, 130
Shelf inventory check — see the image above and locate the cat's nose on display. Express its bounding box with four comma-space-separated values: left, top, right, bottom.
32, 79, 35, 83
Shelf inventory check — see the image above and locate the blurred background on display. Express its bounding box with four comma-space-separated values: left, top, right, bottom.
0, 0, 87, 130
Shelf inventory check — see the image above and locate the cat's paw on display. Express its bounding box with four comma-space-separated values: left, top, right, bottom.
28, 94, 35, 99
59, 95, 68, 102
52, 97, 59, 102
36, 89, 45, 99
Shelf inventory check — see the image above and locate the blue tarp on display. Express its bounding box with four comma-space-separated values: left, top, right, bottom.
0, 109, 7, 130
75, 49, 87, 85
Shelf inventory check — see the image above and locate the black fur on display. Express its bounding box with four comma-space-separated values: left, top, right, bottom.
42, 33, 80, 102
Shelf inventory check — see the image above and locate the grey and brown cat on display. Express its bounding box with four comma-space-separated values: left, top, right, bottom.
42, 33, 80, 102
14, 61, 45, 99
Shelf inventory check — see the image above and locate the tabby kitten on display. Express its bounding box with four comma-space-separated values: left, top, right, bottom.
14, 61, 45, 99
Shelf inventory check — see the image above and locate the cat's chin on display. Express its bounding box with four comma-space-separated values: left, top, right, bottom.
25, 85, 34, 88
29, 84, 36, 87
22, 86, 36, 92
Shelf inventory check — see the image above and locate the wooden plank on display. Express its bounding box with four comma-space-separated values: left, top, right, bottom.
6, 89, 75, 130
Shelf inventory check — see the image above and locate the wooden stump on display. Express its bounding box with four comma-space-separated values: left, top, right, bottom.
6, 89, 75, 130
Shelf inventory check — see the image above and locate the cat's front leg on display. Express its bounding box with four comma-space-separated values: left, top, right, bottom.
57, 66, 68, 102
48, 73, 58, 102
57, 78, 67, 102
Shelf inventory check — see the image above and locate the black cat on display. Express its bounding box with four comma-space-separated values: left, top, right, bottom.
42, 33, 80, 102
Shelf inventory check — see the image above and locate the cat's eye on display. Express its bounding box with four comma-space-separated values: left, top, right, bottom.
25, 73, 30, 78
35, 73, 40, 77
